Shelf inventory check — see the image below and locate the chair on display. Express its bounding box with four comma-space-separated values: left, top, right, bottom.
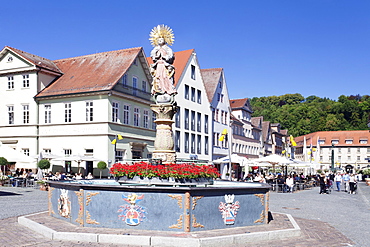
26, 179, 35, 188
4, 179, 12, 187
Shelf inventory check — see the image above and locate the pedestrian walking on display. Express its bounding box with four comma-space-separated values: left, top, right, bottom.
349, 174, 357, 194
342, 172, 350, 192
319, 173, 327, 194
334, 172, 342, 192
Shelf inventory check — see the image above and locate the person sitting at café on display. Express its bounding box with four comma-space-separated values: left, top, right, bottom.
286, 175, 294, 193
277, 175, 286, 192
86, 172, 94, 179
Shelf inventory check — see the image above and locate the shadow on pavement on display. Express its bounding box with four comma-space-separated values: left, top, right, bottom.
0, 191, 21, 196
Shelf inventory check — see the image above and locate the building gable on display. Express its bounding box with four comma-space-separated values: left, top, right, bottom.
0, 49, 34, 74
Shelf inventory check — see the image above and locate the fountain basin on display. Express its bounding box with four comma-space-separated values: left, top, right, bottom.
48, 180, 270, 232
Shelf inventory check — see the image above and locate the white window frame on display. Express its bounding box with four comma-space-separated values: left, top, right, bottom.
185, 133, 189, 153
65, 103, 72, 123
143, 109, 149, 128
8, 76, 14, 90
86, 101, 93, 122
123, 104, 130, 125
44, 105, 51, 124
8, 105, 14, 124
142, 81, 147, 92
197, 90, 201, 104
132, 76, 138, 96
23, 104, 29, 124
205, 136, 209, 155
197, 135, 201, 154
22, 74, 30, 88
191, 65, 195, 80
112, 102, 119, 123
133, 107, 140, 127
184, 85, 189, 100
23, 148, 30, 156
191, 134, 195, 153
191, 87, 195, 102
184, 109, 189, 130
122, 74, 128, 86
64, 149, 72, 156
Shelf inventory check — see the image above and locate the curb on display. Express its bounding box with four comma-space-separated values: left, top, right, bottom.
18, 212, 301, 247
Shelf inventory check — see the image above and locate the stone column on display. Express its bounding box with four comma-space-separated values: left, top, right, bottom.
151, 103, 177, 163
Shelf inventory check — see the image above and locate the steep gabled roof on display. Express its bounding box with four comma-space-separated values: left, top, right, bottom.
262, 121, 271, 142
230, 98, 248, 109
251, 116, 263, 129
36, 47, 142, 98
200, 68, 223, 103
3, 46, 62, 74
147, 49, 194, 87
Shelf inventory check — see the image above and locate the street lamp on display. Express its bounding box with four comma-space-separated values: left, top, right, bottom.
331, 143, 335, 171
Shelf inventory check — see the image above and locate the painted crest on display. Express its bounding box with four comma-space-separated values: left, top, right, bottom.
219, 194, 240, 225
58, 189, 71, 218
118, 193, 147, 226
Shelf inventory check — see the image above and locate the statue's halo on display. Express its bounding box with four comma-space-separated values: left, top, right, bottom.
149, 24, 175, 47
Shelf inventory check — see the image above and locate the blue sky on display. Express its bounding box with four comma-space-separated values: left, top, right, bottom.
2, 0, 369, 101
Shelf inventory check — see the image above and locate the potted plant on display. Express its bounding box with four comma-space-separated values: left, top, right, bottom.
36, 180, 48, 191
97, 161, 107, 179
0, 174, 8, 186
363, 169, 370, 185
38, 159, 50, 170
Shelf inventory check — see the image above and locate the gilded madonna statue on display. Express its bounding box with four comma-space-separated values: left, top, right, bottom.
149, 25, 177, 103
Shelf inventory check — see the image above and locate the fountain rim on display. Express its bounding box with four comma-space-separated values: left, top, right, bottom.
47, 180, 271, 193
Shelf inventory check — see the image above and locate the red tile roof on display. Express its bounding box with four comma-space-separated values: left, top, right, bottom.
36, 47, 142, 98
4, 46, 62, 74
200, 68, 223, 103
229, 98, 249, 109
295, 130, 370, 147
251, 116, 263, 129
147, 49, 194, 88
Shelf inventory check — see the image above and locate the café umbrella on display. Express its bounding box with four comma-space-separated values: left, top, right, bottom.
52, 155, 100, 174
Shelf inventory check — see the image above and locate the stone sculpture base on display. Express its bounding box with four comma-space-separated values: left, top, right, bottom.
151, 103, 177, 164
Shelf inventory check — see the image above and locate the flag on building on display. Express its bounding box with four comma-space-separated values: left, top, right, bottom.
219, 129, 228, 142
290, 135, 297, 146
303, 136, 307, 161
111, 134, 124, 144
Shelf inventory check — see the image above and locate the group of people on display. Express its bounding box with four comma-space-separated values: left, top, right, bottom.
14, 168, 35, 178
45, 171, 94, 180
319, 171, 359, 194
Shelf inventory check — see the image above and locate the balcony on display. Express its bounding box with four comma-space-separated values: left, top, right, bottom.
114, 84, 151, 101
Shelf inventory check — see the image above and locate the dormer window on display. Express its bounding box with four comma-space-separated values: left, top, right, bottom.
345, 139, 353, 144
331, 140, 339, 145
360, 139, 368, 144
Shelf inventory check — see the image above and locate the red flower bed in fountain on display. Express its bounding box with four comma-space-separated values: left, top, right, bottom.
110, 162, 221, 179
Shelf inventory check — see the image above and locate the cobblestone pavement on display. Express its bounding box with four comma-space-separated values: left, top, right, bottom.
0, 182, 369, 246
268, 181, 370, 247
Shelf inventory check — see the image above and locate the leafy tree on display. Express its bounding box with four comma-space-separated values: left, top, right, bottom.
0, 157, 8, 167
250, 94, 369, 136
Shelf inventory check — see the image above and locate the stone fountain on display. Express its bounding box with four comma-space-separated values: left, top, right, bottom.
46, 25, 270, 233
